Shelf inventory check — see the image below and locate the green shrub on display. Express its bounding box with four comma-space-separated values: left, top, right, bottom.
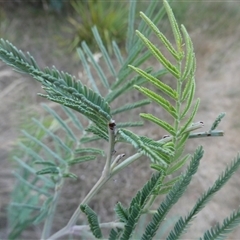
60, 0, 128, 54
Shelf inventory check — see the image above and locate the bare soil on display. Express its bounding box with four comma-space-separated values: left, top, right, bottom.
1, 3, 240, 239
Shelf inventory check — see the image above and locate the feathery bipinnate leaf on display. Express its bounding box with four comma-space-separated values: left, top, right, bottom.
155, 175, 181, 195
112, 40, 124, 65
13, 156, 54, 188
120, 172, 163, 240
139, 11, 180, 61
109, 228, 123, 240
80, 204, 103, 239
81, 41, 110, 89
60, 105, 84, 131
21, 130, 66, 165
210, 112, 226, 131
136, 30, 180, 79
169, 133, 189, 164
166, 154, 190, 175
180, 82, 197, 120
181, 25, 195, 81
0, 39, 112, 126
92, 26, 117, 77
179, 99, 200, 135
67, 155, 97, 166
118, 128, 172, 168
110, 0, 172, 91
141, 146, 204, 240
10, 157, 54, 238
80, 135, 102, 144
166, 153, 240, 240
115, 202, 129, 223
74, 147, 105, 156
140, 113, 175, 136
163, 0, 183, 54
116, 121, 144, 128
31, 117, 72, 155
129, 8, 203, 201
106, 68, 168, 103
181, 75, 194, 102
126, 0, 136, 53
129, 65, 178, 100
200, 208, 240, 240
36, 167, 60, 175
13, 172, 51, 197
9, 105, 83, 238
85, 124, 109, 141
42, 103, 77, 142
77, 47, 100, 94
111, 99, 151, 115
134, 85, 177, 119
105, 68, 150, 103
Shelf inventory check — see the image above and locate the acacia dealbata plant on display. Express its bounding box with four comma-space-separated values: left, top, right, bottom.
1, 0, 240, 239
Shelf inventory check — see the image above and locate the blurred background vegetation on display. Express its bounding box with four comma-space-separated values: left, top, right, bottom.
1, 0, 240, 239
1, 0, 239, 58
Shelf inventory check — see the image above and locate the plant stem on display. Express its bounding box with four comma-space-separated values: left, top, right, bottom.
103, 120, 116, 175
47, 118, 218, 239
47, 120, 116, 240
72, 221, 125, 235
48, 152, 145, 239
111, 152, 143, 175
69, 175, 110, 226
142, 194, 157, 213
47, 167, 111, 240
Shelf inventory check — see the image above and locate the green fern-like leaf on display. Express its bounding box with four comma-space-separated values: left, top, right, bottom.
41, 103, 78, 141
116, 121, 144, 128
120, 172, 163, 240
21, 130, 66, 164
67, 155, 97, 165
80, 204, 103, 239
140, 113, 175, 136
179, 99, 200, 134
166, 154, 190, 175
8, 104, 85, 238
181, 25, 195, 80
0, 39, 112, 124
85, 124, 109, 141
111, 99, 151, 115
180, 82, 197, 120
129, 65, 178, 100
32, 117, 72, 154
80, 135, 102, 144
115, 202, 129, 223
163, 0, 183, 53
118, 129, 170, 168
109, 228, 123, 240
36, 167, 60, 175
74, 147, 105, 156
134, 85, 177, 118
139, 11, 180, 60
141, 146, 204, 240
181, 75, 194, 102
166, 154, 240, 240
136, 30, 180, 79
210, 112, 226, 131
81, 41, 110, 89
200, 208, 240, 240
106, 67, 153, 103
